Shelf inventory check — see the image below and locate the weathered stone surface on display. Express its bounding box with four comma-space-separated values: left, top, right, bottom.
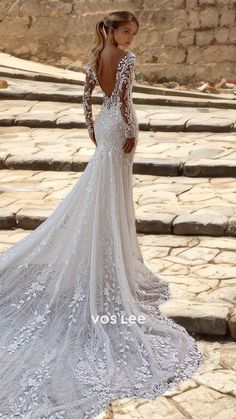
136, 213, 174, 234
195, 370, 236, 396
186, 116, 235, 132
16, 208, 54, 229
229, 309, 236, 338
172, 385, 236, 419
4, 75, 236, 110
2, 127, 236, 178
196, 29, 215, 46
0, 2, 236, 82
163, 28, 182, 46
0, 208, 16, 229
178, 30, 195, 46
138, 233, 236, 337
159, 300, 230, 335
227, 217, 236, 236
184, 160, 236, 177
1, 98, 236, 132
215, 26, 229, 43
199, 7, 219, 28
173, 213, 227, 236
220, 5, 235, 27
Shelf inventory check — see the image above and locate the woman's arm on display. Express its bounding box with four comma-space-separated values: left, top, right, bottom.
118, 55, 136, 140
82, 65, 97, 135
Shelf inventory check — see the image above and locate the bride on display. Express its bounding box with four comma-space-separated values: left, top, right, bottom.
0, 10, 204, 419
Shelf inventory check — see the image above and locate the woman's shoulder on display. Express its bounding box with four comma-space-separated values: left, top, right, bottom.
125, 51, 136, 66
122, 51, 136, 69
128, 51, 136, 58
103, 49, 135, 63
123, 51, 136, 60
120, 51, 136, 67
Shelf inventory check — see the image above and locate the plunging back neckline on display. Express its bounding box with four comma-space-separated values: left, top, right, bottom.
94, 51, 130, 99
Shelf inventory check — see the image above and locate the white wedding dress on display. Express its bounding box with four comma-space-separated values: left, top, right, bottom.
0, 51, 204, 418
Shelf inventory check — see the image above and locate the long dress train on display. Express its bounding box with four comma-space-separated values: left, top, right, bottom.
0, 51, 204, 418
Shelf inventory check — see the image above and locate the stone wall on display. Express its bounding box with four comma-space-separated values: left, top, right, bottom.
0, 0, 235, 83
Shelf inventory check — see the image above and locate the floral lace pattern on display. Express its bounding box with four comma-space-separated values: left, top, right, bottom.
83, 52, 137, 139
0, 51, 204, 418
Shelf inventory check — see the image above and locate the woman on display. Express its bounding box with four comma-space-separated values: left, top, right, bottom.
0, 10, 204, 419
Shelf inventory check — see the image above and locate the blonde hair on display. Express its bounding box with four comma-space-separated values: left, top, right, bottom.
86, 10, 139, 74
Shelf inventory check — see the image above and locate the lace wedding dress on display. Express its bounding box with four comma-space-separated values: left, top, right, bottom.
0, 51, 204, 418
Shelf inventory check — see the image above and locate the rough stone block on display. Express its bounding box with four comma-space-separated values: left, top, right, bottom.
196, 30, 215, 46
229, 26, 236, 42
199, 8, 219, 28
220, 6, 235, 27
173, 214, 227, 236
199, 0, 215, 4
186, 0, 198, 11
163, 28, 181, 46
229, 309, 236, 338
178, 30, 195, 46
214, 27, 229, 43
189, 11, 201, 29
159, 300, 230, 335
136, 213, 174, 235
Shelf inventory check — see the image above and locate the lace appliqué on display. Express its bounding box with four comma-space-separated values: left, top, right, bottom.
83, 52, 137, 140
117, 54, 136, 138
1, 304, 51, 355
82, 65, 96, 134
1, 349, 66, 418
68, 257, 88, 327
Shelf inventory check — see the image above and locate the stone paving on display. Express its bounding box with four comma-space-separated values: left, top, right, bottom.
0, 99, 236, 132
133, 175, 236, 236
0, 52, 84, 84
2, 76, 236, 110
1, 52, 235, 101
1, 127, 236, 177
139, 234, 236, 338
1, 169, 236, 237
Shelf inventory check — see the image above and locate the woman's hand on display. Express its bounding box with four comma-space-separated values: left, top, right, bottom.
89, 130, 97, 146
123, 137, 135, 153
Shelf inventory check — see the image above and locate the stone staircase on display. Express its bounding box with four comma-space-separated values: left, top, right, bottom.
0, 53, 235, 418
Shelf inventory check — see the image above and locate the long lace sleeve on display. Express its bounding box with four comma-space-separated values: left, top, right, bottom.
82, 65, 97, 134
118, 54, 136, 139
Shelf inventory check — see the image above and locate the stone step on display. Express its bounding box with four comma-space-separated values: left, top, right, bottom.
1, 127, 236, 177
0, 169, 236, 237
0, 99, 235, 132
0, 52, 84, 85
0, 65, 84, 86
0, 52, 235, 102
139, 234, 236, 338
0, 229, 235, 338
1, 76, 236, 109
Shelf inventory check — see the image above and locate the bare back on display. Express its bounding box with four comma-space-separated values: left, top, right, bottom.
96, 49, 128, 98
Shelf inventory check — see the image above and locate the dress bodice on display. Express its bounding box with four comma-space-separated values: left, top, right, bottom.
83, 51, 136, 139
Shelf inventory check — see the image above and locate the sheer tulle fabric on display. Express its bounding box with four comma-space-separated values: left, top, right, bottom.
0, 52, 204, 418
